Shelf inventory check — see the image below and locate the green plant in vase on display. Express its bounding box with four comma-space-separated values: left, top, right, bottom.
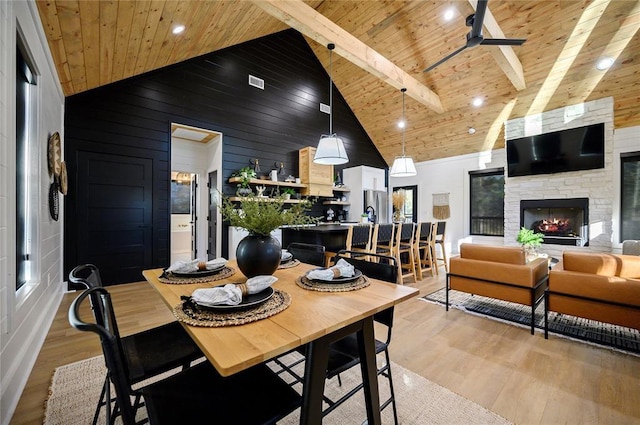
218, 193, 318, 277
232, 166, 256, 196
516, 227, 544, 260
281, 187, 296, 200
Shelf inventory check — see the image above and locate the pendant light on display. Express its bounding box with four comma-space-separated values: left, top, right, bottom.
389, 88, 417, 177
314, 43, 349, 165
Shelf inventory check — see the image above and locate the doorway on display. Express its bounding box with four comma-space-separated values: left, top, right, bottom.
392, 185, 418, 223
170, 123, 223, 262
170, 172, 197, 263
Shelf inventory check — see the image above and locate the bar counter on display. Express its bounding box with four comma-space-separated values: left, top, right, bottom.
281, 224, 352, 253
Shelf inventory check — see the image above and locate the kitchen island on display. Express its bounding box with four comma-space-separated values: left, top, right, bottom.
281, 223, 352, 254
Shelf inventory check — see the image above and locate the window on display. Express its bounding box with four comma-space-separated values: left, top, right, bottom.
392, 185, 417, 223
470, 168, 504, 236
621, 152, 640, 241
16, 40, 38, 291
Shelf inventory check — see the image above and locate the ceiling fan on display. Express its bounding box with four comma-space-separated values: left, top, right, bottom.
423, 0, 526, 72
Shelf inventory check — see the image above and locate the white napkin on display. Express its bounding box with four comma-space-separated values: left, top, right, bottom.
191, 275, 277, 306
167, 258, 227, 273
306, 259, 355, 281
281, 249, 292, 261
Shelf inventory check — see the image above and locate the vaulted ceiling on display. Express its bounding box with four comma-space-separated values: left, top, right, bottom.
36, 0, 640, 165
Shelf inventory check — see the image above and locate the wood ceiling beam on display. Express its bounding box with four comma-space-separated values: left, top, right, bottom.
251, 0, 446, 114
456, 0, 526, 91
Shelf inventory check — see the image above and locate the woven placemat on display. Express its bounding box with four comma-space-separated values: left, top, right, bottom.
158, 266, 236, 284
278, 259, 300, 269
173, 289, 291, 327
296, 275, 370, 292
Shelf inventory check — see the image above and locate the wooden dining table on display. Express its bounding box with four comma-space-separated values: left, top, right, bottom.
142, 260, 418, 425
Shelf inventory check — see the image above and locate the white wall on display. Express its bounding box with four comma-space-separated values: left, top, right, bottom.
391, 150, 506, 257
612, 126, 640, 251
0, 1, 65, 423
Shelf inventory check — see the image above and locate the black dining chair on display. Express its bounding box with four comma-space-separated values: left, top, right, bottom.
322, 250, 401, 424
286, 242, 326, 267
69, 264, 204, 425
69, 286, 302, 425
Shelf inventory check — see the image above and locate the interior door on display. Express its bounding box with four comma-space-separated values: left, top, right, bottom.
208, 171, 218, 259
76, 152, 153, 285
190, 173, 198, 258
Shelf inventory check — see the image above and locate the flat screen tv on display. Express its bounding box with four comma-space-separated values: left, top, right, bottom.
507, 123, 605, 177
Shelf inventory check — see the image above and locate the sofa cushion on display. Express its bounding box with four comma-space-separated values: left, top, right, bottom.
459, 244, 525, 265
619, 254, 640, 278
549, 269, 640, 307
562, 251, 619, 276
450, 256, 547, 288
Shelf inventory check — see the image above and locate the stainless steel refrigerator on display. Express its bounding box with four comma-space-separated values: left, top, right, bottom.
363, 189, 389, 224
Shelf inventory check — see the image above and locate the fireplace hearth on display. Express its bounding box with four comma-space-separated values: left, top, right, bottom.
520, 198, 589, 246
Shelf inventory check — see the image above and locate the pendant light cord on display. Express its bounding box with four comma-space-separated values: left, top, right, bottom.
328, 43, 335, 135
401, 88, 407, 157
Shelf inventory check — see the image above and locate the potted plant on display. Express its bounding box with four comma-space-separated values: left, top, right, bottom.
281, 187, 296, 200
219, 194, 318, 276
231, 166, 257, 196
516, 227, 544, 260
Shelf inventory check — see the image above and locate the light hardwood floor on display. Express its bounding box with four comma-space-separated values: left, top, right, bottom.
10, 273, 640, 424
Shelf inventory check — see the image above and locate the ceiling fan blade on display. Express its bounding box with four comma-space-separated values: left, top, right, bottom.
471, 0, 488, 37
423, 45, 468, 72
481, 38, 526, 46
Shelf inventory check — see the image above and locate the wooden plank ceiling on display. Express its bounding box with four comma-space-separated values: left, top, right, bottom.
37, 0, 640, 165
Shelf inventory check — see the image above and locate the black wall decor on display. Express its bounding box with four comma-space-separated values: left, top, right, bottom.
64, 30, 386, 285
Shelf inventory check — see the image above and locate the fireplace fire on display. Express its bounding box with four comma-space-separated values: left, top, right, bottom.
520, 198, 589, 246
532, 218, 574, 236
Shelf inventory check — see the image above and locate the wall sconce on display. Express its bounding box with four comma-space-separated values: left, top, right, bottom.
275, 161, 285, 175
250, 158, 261, 173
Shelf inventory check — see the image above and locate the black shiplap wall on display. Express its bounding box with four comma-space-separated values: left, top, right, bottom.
65, 30, 387, 281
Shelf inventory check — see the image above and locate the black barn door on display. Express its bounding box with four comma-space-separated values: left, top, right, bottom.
77, 152, 153, 285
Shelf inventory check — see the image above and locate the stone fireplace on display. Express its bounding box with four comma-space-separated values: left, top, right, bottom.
520, 198, 589, 246
504, 97, 614, 256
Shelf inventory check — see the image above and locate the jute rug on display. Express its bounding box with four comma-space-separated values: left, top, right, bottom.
423, 288, 640, 355
44, 354, 511, 425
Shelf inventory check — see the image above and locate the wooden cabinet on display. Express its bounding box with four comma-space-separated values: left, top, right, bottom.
299, 147, 334, 197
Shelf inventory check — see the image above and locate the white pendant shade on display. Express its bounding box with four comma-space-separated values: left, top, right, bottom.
390, 155, 417, 177
389, 88, 416, 177
314, 43, 348, 165
314, 135, 349, 165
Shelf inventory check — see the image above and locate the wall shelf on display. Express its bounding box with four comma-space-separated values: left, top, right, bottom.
332, 186, 350, 193
228, 177, 307, 188
227, 196, 306, 204
322, 201, 350, 206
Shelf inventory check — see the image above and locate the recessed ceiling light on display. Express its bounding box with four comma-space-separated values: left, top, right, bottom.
444, 8, 455, 21
472, 97, 483, 107
468, 127, 476, 135
397, 120, 406, 129
172, 25, 185, 35
596, 57, 614, 71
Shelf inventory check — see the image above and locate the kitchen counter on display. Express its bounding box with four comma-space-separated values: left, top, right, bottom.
281, 224, 350, 253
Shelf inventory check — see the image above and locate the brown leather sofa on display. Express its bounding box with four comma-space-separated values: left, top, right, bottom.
545, 251, 640, 337
447, 244, 549, 334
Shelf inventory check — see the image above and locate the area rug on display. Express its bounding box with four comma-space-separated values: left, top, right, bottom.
44, 354, 511, 425
423, 288, 640, 355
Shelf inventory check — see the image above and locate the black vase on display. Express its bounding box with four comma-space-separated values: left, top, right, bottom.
236, 233, 282, 278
